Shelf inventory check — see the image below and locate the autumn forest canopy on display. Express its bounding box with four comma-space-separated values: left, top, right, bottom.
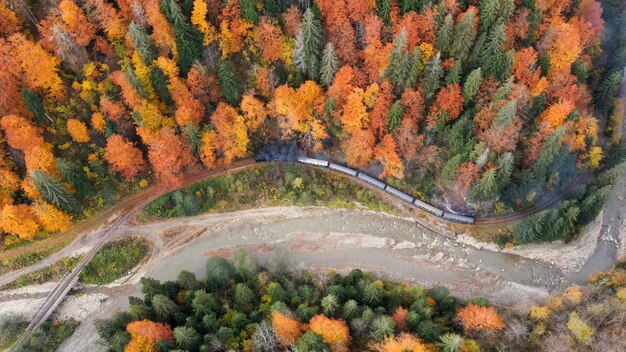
0, 0, 625, 242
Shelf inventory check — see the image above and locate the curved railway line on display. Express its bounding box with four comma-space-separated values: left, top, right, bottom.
2, 156, 602, 351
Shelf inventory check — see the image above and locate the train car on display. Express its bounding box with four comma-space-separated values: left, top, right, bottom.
413, 199, 444, 217
328, 163, 358, 177
442, 212, 475, 224
384, 186, 414, 203
297, 156, 330, 167
357, 172, 386, 190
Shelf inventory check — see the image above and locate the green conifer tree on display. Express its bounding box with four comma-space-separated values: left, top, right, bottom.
479, 0, 499, 33
239, 0, 259, 24
450, 10, 478, 62
387, 100, 404, 131
421, 52, 443, 99
437, 14, 454, 54
128, 22, 157, 65
406, 47, 423, 88
319, 43, 339, 88
30, 171, 79, 213
480, 21, 507, 79
294, 9, 322, 80
161, 0, 203, 75
217, 59, 242, 105
462, 68, 482, 102
442, 154, 463, 183
386, 29, 410, 92
469, 168, 498, 201
174, 326, 200, 350
534, 127, 566, 179
445, 58, 462, 84
21, 89, 50, 123
150, 66, 174, 106
492, 100, 517, 128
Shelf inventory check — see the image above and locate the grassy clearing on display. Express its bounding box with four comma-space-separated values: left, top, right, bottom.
79, 237, 152, 285
1, 256, 83, 290
143, 163, 397, 220
0, 237, 74, 277
14, 319, 79, 352
0, 319, 27, 350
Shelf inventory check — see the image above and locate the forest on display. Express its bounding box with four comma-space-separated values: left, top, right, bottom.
1, 0, 625, 244
93, 251, 626, 351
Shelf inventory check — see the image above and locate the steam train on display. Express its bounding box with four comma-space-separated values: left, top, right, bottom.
295, 156, 475, 224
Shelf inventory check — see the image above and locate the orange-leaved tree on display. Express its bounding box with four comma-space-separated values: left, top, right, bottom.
427, 83, 464, 129
145, 128, 194, 186
104, 134, 146, 180
374, 134, 405, 179
0, 204, 40, 240
456, 304, 505, 332
370, 333, 428, 352
308, 314, 351, 352
125, 319, 174, 352
271, 311, 302, 347
33, 202, 72, 233
66, 118, 90, 142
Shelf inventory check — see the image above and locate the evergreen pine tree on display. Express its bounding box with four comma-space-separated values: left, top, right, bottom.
438, 333, 465, 352
436, 14, 453, 54
468, 32, 487, 68
480, 21, 507, 79
295, 332, 329, 351
450, 10, 478, 62
493, 76, 513, 101
150, 66, 174, 106
294, 9, 322, 80
479, 0, 499, 33
387, 100, 404, 131
495, 152, 514, 186
21, 89, 50, 123
578, 186, 611, 225
151, 294, 178, 319
161, 0, 203, 75
174, 326, 200, 350
217, 59, 242, 105
421, 52, 443, 99
321, 294, 339, 315
185, 123, 202, 156
595, 69, 623, 110
492, 100, 517, 128
406, 47, 423, 88
386, 29, 410, 93
513, 211, 546, 243
125, 66, 149, 99
192, 290, 217, 316
375, 0, 391, 24
533, 127, 566, 178
239, 0, 259, 24
462, 68, 482, 102
319, 43, 339, 88
371, 316, 395, 341
442, 154, 463, 183
530, 93, 547, 117
445, 58, 462, 84
234, 283, 255, 312
469, 168, 498, 201
57, 158, 93, 198
30, 170, 79, 213
128, 22, 157, 65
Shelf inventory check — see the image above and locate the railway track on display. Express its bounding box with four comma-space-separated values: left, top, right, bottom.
475, 171, 591, 225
